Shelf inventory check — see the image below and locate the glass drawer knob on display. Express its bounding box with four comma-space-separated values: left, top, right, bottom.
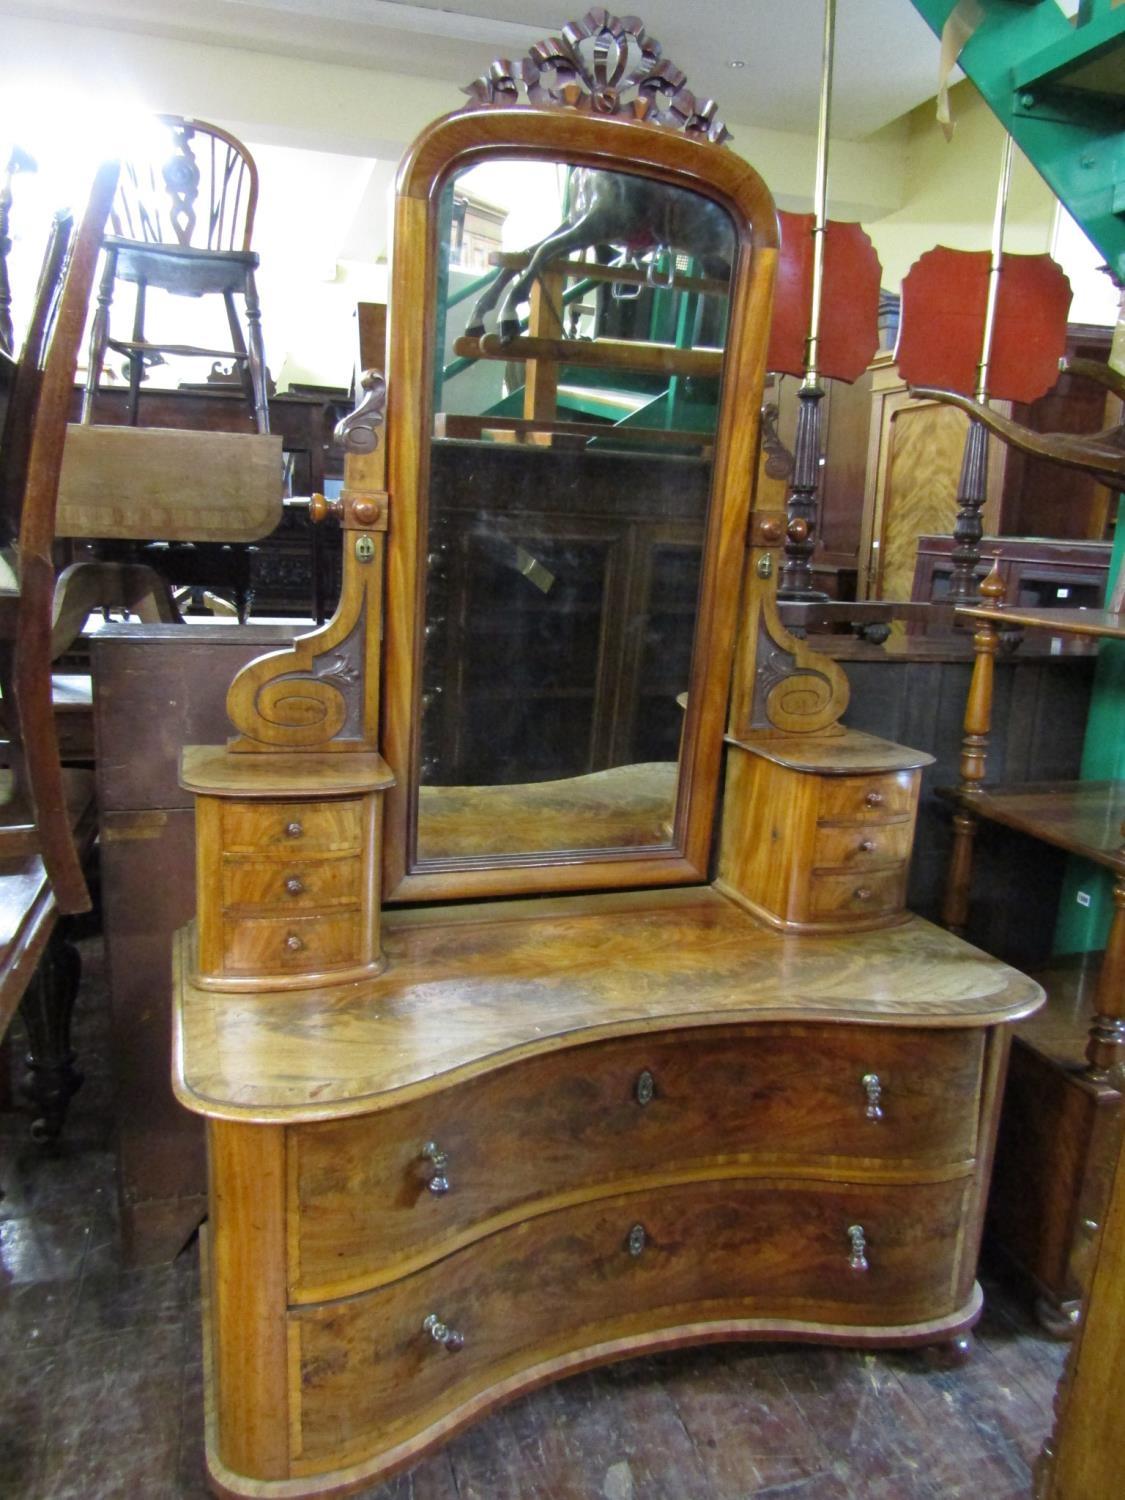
284, 934, 304, 952
422, 1140, 450, 1194
285, 876, 305, 896
423, 1313, 464, 1351
862, 1073, 884, 1120
847, 1224, 869, 1273
285, 821, 303, 838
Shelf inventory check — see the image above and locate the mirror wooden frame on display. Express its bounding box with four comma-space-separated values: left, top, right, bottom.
381, 107, 778, 903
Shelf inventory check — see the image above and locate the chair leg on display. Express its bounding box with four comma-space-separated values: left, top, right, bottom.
223, 287, 256, 415
18, 923, 83, 1144
125, 279, 147, 425
243, 269, 270, 434
80, 245, 118, 424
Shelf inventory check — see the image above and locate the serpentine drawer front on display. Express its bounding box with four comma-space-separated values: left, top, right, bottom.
221, 799, 363, 854
816, 772, 917, 824
289, 1024, 984, 1300
289, 1174, 973, 1477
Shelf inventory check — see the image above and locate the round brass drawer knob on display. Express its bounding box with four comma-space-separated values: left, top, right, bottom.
285, 821, 304, 838
284, 934, 304, 953
864, 791, 884, 808
285, 876, 305, 896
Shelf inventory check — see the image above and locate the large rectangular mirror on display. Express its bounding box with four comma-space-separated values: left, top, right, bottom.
417, 158, 733, 863
383, 110, 777, 901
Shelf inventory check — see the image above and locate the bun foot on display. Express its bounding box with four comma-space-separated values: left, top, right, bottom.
921, 1331, 975, 1369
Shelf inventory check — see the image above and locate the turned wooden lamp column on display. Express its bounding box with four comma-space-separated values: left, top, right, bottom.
941, 560, 1005, 936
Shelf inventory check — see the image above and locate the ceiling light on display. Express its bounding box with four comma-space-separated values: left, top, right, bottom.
728, 60, 747, 69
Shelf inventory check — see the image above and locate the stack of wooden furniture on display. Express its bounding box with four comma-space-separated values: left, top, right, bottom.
941, 569, 1125, 1333
168, 18, 1044, 1495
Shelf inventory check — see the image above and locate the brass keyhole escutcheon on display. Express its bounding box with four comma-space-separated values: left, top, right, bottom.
627, 1223, 647, 1257
635, 1070, 655, 1106
355, 535, 375, 563
756, 553, 773, 579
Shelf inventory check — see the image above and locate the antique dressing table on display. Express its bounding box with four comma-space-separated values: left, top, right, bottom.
171, 15, 1042, 1495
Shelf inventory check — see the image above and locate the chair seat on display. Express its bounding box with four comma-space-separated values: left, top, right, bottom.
108, 238, 259, 298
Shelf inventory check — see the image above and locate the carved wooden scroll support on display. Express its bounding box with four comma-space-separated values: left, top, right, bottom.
728, 517, 850, 741
226, 372, 387, 753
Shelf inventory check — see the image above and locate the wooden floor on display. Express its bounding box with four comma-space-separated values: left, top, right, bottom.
1, 937, 1067, 1500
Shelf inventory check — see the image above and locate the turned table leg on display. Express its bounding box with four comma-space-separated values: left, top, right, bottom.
18, 925, 83, 1142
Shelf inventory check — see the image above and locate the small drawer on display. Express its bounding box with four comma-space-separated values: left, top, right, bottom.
812, 820, 913, 871
290, 1176, 971, 1476
221, 910, 360, 975
289, 1024, 984, 1299
817, 772, 916, 824
807, 866, 906, 920
221, 855, 361, 912
221, 799, 362, 856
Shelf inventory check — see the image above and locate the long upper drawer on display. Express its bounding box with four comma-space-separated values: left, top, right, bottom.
289, 1022, 983, 1300
289, 1173, 973, 1478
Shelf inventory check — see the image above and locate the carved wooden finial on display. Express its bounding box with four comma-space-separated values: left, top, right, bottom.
462, 11, 731, 143
980, 556, 1006, 606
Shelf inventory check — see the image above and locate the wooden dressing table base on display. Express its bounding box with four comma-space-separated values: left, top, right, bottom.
174, 886, 1042, 1498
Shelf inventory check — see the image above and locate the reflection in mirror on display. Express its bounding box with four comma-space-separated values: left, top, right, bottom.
416, 157, 734, 864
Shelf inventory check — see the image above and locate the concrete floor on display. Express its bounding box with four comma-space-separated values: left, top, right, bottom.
0, 936, 1068, 1499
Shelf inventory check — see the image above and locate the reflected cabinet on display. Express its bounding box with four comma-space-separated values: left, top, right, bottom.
170, 14, 1043, 1497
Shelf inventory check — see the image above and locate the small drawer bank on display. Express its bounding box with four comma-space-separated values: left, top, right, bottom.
716, 730, 935, 932
181, 746, 395, 991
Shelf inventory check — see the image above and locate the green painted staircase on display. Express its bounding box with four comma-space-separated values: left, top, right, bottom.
909, 0, 1124, 282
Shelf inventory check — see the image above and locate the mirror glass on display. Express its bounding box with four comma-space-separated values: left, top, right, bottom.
415, 157, 734, 864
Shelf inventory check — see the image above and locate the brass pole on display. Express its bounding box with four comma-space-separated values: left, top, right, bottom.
976, 132, 1015, 403
803, 0, 835, 389
780, 0, 835, 598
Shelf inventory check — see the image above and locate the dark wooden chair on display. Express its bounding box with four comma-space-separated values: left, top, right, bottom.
80, 116, 269, 433
0, 162, 120, 1137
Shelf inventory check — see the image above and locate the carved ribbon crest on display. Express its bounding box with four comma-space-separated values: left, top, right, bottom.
463, 10, 730, 143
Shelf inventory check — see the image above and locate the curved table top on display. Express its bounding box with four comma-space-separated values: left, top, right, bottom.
174, 885, 1043, 1123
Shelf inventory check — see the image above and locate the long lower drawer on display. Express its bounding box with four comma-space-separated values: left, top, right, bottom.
289, 1022, 984, 1299
290, 1173, 972, 1475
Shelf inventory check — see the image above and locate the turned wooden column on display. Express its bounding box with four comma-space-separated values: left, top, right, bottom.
942, 561, 1005, 935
